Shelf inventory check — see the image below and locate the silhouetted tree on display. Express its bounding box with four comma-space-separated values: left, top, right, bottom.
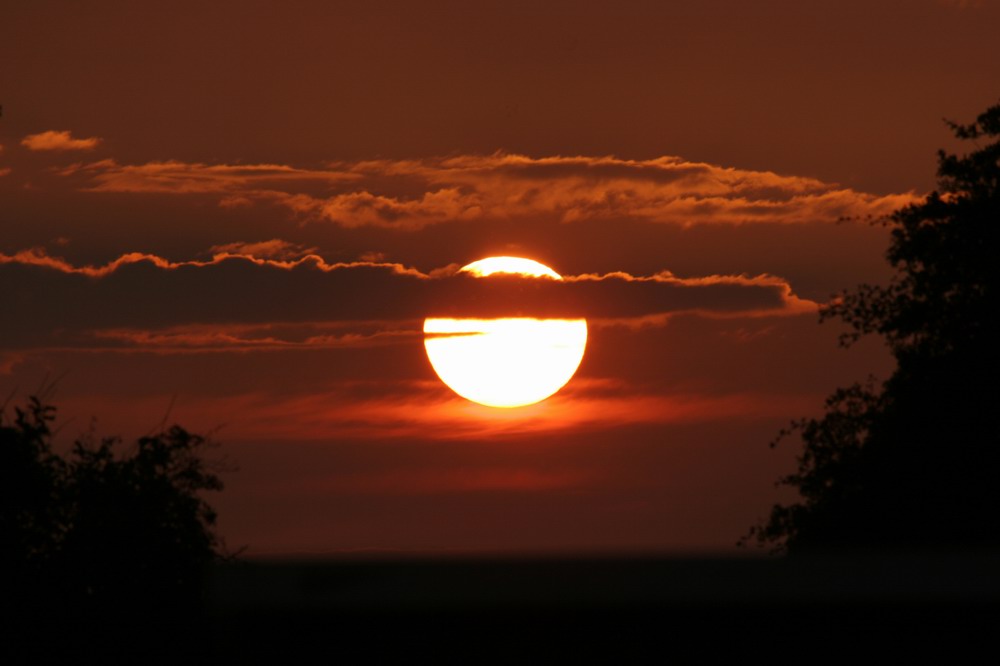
0, 394, 228, 637
747, 100, 1000, 552
0, 397, 65, 585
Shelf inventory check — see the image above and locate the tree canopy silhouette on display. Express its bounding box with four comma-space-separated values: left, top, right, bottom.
0, 393, 228, 625
747, 100, 1000, 552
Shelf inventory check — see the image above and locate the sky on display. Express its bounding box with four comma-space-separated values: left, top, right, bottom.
2, 0, 998, 555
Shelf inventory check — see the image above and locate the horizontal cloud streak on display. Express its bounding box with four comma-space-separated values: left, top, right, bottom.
149, 378, 816, 441
0, 250, 815, 351
89, 323, 419, 353
60, 153, 918, 228
21, 130, 101, 151
62, 158, 356, 193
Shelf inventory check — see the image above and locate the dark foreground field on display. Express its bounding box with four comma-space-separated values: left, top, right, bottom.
206, 551, 1000, 658
7, 551, 998, 659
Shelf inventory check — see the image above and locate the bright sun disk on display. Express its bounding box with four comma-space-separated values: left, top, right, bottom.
423, 257, 588, 408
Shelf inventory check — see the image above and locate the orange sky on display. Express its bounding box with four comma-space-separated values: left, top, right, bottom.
1, 0, 997, 555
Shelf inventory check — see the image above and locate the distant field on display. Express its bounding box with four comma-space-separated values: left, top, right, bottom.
208, 552, 1000, 656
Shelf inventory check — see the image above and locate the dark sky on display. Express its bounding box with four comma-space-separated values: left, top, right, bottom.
1, 0, 996, 554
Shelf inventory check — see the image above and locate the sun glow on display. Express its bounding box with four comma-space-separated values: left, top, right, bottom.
424, 257, 588, 408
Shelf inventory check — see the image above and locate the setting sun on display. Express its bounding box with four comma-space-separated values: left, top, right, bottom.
5, 0, 991, 584
424, 257, 588, 408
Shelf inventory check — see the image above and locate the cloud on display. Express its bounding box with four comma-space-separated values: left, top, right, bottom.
309, 385, 795, 441
88, 323, 419, 353
208, 239, 318, 260
59, 158, 357, 193
21, 130, 101, 151
61, 153, 918, 228
0, 249, 816, 351
122, 374, 817, 441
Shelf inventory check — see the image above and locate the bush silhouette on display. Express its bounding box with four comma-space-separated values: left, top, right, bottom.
747, 100, 1000, 552
1, 394, 228, 629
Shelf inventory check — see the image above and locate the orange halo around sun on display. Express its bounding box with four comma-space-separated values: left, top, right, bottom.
423, 257, 588, 408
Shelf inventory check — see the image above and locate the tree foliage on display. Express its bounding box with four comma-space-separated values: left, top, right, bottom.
0, 394, 227, 620
747, 101, 1000, 552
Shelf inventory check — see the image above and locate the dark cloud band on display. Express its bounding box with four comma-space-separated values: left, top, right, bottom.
0, 251, 815, 350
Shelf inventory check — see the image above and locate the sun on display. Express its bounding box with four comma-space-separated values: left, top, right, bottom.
423, 257, 588, 408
